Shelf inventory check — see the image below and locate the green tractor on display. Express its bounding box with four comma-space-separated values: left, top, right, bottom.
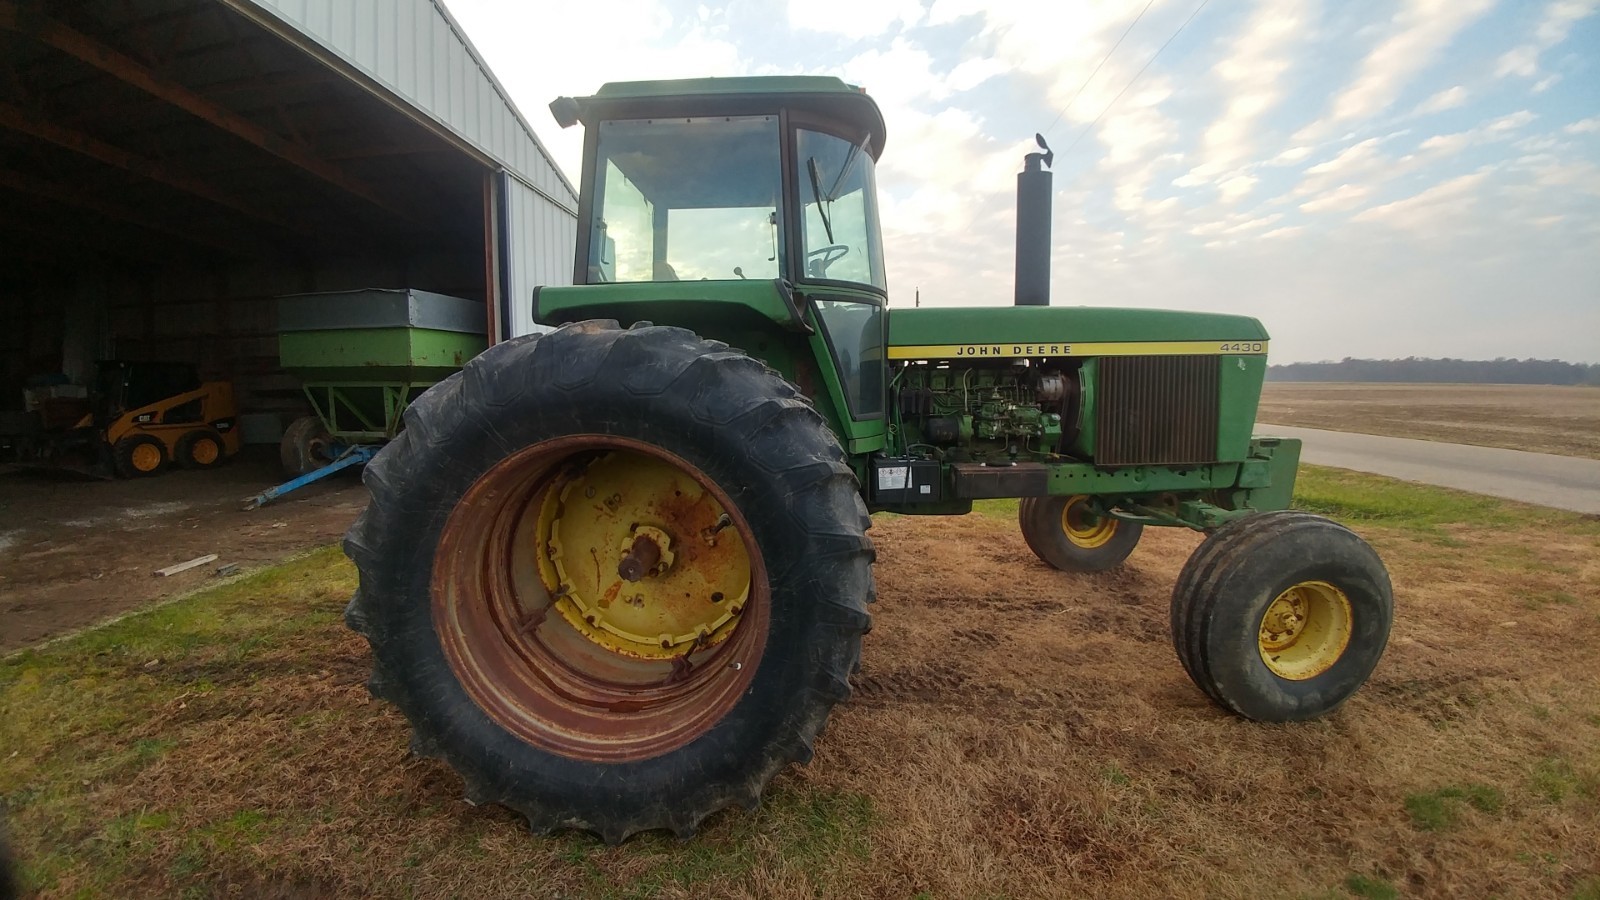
344, 77, 1393, 842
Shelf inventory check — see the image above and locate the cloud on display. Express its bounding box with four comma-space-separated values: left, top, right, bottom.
1197, 0, 1311, 173
1565, 117, 1600, 134
441, 0, 746, 178
1494, 0, 1599, 77
786, 0, 925, 40
1412, 110, 1537, 159
1299, 183, 1370, 213
1413, 85, 1468, 115
1353, 170, 1491, 230
1304, 138, 1383, 177
1295, 0, 1496, 141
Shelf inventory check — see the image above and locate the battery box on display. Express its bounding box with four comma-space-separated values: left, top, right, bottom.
870, 458, 943, 504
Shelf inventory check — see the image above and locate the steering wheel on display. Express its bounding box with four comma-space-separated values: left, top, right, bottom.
805, 244, 850, 278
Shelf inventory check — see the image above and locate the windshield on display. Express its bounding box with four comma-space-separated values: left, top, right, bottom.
587, 117, 782, 283
795, 128, 886, 291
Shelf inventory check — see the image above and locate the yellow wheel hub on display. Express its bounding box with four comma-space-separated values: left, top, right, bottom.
1258, 580, 1353, 680
1061, 496, 1118, 549
535, 451, 751, 659
192, 437, 219, 465
130, 442, 162, 472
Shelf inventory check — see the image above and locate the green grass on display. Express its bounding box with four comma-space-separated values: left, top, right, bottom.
1403, 784, 1505, 831
0, 545, 879, 897
1343, 873, 1400, 900
2, 466, 1594, 896
1292, 465, 1597, 534
1530, 757, 1582, 804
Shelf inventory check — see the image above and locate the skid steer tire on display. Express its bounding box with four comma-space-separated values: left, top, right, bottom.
343, 321, 875, 843
1019, 494, 1142, 572
112, 435, 166, 478
1169, 511, 1392, 722
176, 429, 225, 469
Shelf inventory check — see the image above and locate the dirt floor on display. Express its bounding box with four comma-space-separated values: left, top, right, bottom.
1258, 383, 1600, 459
3, 482, 1597, 898
0, 449, 366, 654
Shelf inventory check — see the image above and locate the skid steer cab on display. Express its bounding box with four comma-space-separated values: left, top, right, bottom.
84, 361, 240, 477
343, 76, 1395, 843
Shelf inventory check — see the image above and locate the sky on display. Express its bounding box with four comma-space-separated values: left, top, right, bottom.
444, 0, 1600, 364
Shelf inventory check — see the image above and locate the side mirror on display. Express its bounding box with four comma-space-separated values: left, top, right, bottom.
549, 96, 581, 129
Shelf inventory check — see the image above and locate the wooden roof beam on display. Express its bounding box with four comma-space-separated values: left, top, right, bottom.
0, 2, 420, 226
0, 168, 255, 257
0, 100, 320, 241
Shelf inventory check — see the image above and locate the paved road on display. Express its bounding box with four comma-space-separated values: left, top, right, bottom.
1255, 424, 1600, 515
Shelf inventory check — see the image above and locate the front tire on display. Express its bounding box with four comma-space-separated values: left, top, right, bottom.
1169, 511, 1393, 722
1019, 494, 1143, 572
343, 321, 874, 842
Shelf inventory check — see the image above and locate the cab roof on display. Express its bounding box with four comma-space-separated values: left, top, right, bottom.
560, 76, 888, 159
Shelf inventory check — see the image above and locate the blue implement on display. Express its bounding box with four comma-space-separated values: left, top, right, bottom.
243, 444, 379, 510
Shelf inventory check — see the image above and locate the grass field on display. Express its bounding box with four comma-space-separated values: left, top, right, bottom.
1258, 383, 1600, 459
3, 467, 1599, 899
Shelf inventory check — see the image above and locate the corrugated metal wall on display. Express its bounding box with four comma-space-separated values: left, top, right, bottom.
239, 0, 577, 211
500, 173, 574, 339
235, 0, 578, 340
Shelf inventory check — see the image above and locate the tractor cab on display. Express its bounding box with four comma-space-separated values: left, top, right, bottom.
544, 77, 894, 448
551, 77, 887, 292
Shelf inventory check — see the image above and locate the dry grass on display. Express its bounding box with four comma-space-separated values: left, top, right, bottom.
1259, 383, 1600, 459
3, 470, 1599, 899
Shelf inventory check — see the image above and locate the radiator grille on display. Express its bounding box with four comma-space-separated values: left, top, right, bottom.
1095, 356, 1220, 466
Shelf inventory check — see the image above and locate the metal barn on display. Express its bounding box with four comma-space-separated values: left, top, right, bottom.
0, 0, 576, 426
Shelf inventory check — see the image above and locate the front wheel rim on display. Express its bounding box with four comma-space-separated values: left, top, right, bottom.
1061, 496, 1118, 549
432, 435, 767, 763
1257, 580, 1353, 680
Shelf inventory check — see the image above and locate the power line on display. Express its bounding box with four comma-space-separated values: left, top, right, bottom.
1044, 0, 1157, 137
1058, 0, 1211, 158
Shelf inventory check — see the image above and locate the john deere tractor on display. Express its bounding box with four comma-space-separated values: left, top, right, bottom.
344, 77, 1393, 842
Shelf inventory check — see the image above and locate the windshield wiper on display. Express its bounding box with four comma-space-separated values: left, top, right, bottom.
806, 157, 835, 244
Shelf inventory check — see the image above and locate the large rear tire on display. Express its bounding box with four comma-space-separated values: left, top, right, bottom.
343, 321, 874, 842
1169, 511, 1392, 722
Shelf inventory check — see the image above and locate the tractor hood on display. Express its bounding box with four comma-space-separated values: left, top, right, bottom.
886, 305, 1270, 360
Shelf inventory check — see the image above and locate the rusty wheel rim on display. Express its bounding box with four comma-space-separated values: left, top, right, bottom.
432, 435, 768, 763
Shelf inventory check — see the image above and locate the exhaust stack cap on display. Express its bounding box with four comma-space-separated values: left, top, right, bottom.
1014, 133, 1054, 307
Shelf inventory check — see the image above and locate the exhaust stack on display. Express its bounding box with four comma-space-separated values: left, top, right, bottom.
1014, 133, 1054, 306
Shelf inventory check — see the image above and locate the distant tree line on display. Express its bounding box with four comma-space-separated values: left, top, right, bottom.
1268, 357, 1600, 385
